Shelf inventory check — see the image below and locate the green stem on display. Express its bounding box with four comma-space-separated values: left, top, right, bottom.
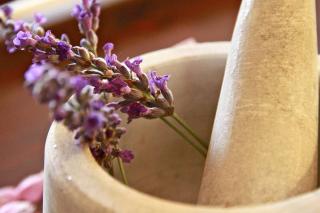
171, 113, 208, 148
160, 117, 207, 157
116, 157, 128, 185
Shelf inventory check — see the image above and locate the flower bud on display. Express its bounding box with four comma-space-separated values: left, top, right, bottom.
61, 34, 70, 43
104, 69, 113, 78
118, 65, 130, 78
87, 29, 97, 46
92, 57, 108, 70
124, 89, 144, 101
92, 17, 99, 31
161, 87, 174, 106
78, 22, 84, 34
80, 38, 91, 49
115, 127, 126, 137
78, 47, 90, 61
72, 46, 81, 53
72, 55, 90, 66
145, 108, 166, 119
155, 97, 171, 110
47, 55, 60, 63
82, 0, 90, 9
83, 69, 104, 76
34, 26, 45, 36
80, 13, 92, 33
91, 2, 101, 17
22, 22, 32, 31
138, 73, 149, 90
67, 63, 82, 72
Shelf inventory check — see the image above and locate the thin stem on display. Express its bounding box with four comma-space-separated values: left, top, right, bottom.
116, 157, 128, 185
160, 117, 207, 157
172, 113, 208, 149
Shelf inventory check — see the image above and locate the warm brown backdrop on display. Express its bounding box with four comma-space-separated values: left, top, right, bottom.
0, 0, 318, 186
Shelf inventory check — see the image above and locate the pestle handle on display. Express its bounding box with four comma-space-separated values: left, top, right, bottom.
198, 0, 318, 206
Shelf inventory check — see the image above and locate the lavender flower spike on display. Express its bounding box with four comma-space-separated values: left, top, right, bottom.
0, 0, 211, 185
72, 0, 100, 34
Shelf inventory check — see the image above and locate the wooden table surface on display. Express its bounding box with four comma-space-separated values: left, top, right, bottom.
0, 0, 318, 187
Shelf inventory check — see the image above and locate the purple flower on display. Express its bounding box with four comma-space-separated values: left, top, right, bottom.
13, 31, 36, 48
24, 63, 45, 85
103, 43, 113, 56
13, 20, 25, 32
100, 78, 131, 96
149, 71, 170, 92
34, 13, 47, 25
71, 4, 82, 19
109, 54, 118, 66
70, 76, 88, 94
103, 42, 117, 66
56, 41, 71, 60
119, 150, 134, 163
125, 57, 143, 76
1, 5, 12, 19
121, 102, 150, 122
86, 76, 103, 93
83, 111, 105, 137
90, 100, 105, 110
41, 30, 56, 45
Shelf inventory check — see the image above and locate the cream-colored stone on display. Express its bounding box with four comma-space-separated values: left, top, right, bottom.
198, 0, 318, 206
44, 42, 320, 212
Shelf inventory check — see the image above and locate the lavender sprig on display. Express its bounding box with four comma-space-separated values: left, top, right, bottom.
25, 63, 132, 170
1, 5, 175, 121
72, 0, 100, 54
0, 1, 208, 184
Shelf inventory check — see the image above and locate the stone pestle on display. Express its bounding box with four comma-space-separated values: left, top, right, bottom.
198, 0, 318, 206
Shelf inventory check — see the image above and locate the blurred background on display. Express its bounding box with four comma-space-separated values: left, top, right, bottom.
0, 0, 319, 186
